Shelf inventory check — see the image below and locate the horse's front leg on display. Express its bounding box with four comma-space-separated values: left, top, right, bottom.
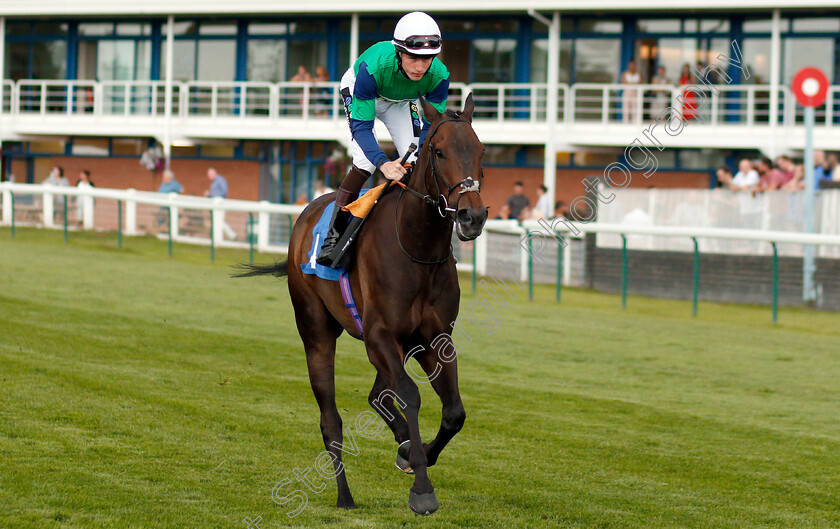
414, 349, 464, 468
365, 324, 438, 515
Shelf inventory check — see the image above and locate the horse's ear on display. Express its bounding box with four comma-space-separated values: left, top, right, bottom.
460, 93, 474, 123
419, 95, 441, 124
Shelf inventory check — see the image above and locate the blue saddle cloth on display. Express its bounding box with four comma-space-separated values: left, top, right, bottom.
301, 201, 345, 281
301, 189, 373, 281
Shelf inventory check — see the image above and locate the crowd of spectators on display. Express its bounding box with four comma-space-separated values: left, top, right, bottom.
716, 150, 840, 193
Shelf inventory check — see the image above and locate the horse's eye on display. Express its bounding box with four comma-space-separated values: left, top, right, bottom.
435, 149, 445, 159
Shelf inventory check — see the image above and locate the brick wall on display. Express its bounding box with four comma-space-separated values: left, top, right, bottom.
586, 239, 840, 311
45, 157, 260, 200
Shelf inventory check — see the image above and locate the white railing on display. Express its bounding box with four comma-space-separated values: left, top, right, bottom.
0, 182, 305, 253
7, 79, 836, 127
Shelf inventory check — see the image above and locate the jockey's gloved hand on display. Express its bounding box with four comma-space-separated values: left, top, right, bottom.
380, 160, 407, 181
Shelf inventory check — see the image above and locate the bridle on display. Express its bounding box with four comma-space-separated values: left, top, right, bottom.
394, 115, 483, 265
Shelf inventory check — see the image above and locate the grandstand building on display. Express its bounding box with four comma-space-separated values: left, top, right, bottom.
1, 1, 839, 210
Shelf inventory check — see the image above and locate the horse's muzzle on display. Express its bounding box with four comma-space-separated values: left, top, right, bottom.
455, 207, 488, 241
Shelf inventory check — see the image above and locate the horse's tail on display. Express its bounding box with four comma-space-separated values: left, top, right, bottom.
231, 260, 289, 279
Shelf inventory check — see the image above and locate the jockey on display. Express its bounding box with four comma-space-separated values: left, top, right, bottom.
317, 11, 450, 267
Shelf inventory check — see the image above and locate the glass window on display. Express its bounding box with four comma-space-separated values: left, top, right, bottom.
685, 19, 730, 33
477, 19, 518, 33
29, 140, 66, 154
199, 21, 236, 35
288, 41, 328, 81
112, 139, 145, 156
791, 18, 839, 32
482, 145, 518, 165
32, 41, 66, 78
578, 19, 621, 33
79, 23, 114, 36
4, 42, 30, 80
574, 39, 620, 83
248, 40, 287, 82
162, 41, 197, 81
637, 19, 681, 33
743, 18, 790, 33
249, 22, 288, 35
72, 138, 109, 156
438, 20, 476, 35
530, 39, 572, 84
532, 19, 574, 34
92, 40, 152, 81
289, 20, 327, 34
6, 22, 30, 35
742, 39, 771, 84
784, 38, 833, 84
172, 21, 198, 35
197, 40, 236, 80
33, 23, 68, 36
679, 149, 725, 170
115, 23, 151, 36
472, 39, 516, 82
201, 144, 236, 157
573, 151, 619, 167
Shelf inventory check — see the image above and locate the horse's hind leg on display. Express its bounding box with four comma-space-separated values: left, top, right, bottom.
291, 291, 355, 509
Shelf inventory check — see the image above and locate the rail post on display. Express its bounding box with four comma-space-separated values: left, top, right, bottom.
248, 212, 254, 265
621, 234, 628, 309
9, 192, 14, 237
63, 195, 68, 243
117, 200, 122, 249
471, 239, 477, 295
772, 242, 779, 325
168, 206, 173, 257
527, 230, 534, 301
692, 237, 700, 317
556, 239, 563, 303
210, 211, 215, 263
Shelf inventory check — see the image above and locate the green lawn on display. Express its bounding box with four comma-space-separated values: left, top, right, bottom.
1, 227, 839, 529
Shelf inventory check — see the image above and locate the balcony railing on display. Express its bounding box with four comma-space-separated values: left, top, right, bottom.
4, 79, 840, 144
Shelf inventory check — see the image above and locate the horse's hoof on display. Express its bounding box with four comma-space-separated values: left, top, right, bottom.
337, 498, 356, 510
409, 490, 438, 515
396, 440, 413, 474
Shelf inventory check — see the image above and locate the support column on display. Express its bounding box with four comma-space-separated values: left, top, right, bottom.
0, 16, 5, 149
530, 10, 560, 217
768, 9, 781, 158
350, 14, 359, 65
164, 15, 175, 168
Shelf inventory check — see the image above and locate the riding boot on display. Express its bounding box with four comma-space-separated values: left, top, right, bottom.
316, 165, 370, 267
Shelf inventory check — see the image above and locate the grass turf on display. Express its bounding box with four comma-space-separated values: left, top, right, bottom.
1, 227, 839, 529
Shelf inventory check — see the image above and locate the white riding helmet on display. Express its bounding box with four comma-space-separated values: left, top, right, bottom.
392, 12, 442, 57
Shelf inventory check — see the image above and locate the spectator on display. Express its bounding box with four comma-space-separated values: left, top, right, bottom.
553, 200, 568, 219
505, 181, 530, 219
620, 60, 642, 123
680, 63, 698, 121
716, 165, 734, 188
533, 184, 552, 220
649, 65, 670, 119
495, 204, 511, 220
206, 167, 237, 240
517, 206, 531, 223
752, 156, 793, 192
313, 179, 334, 199
43, 166, 70, 187
814, 150, 831, 182
728, 158, 760, 190
828, 153, 840, 182
290, 65, 313, 83
158, 169, 183, 194
76, 170, 93, 223
783, 164, 805, 191
314, 65, 331, 117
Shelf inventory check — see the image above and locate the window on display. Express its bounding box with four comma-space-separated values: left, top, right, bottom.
161, 20, 237, 81
577, 19, 621, 33
791, 18, 839, 32
77, 22, 153, 81
741, 39, 771, 84
637, 19, 681, 33
575, 39, 620, 83
4, 22, 68, 80
530, 39, 572, 84
472, 39, 517, 82
783, 38, 833, 84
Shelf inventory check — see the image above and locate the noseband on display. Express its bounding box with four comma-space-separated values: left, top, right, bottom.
395, 115, 484, 265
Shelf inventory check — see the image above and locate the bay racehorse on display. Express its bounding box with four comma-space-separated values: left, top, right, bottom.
237, 94, 487, 515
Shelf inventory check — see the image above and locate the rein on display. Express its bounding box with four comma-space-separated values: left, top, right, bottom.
394, 115, 482, 265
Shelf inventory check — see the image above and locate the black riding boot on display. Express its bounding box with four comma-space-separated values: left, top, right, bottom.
316, 165, 370, 267
316, 206, 351, 266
